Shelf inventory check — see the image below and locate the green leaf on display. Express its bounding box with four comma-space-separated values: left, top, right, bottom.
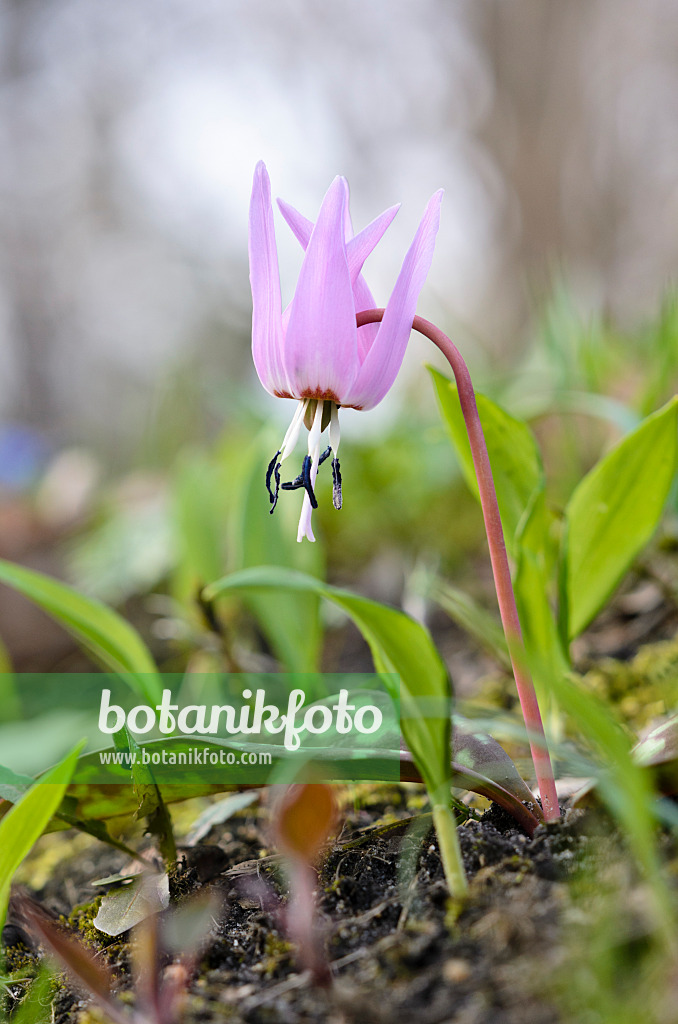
8, 966, 55, 1024
552, 672, 672, 940
0, 764, 139, 859
115, 728, 176, 867
0, 742, 82, 931
0, 639, 19, 722
514, 489, 570, 697
562, 397, 678, 640
231, 437, 324, 674
54, 808, 140, 860
0, 764, 35, 805
203, 565, 452, 804
172, 449, 227, 587
0, 559, 161, 702
429, 367, 544, 556
428, 578, 510, 670
6, 726, 539, 836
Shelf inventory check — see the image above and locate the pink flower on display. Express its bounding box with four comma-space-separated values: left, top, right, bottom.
249, 161, 442, 542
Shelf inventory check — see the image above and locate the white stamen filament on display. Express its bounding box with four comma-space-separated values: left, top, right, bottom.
297, 399, 324, 543
279, 399, 308, 463
329, 402, 341, 456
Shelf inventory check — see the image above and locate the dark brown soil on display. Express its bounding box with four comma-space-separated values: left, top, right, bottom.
3, 792, 600, 1024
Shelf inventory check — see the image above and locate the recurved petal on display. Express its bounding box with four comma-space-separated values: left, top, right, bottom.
249, 162, 288, 395
343, 184, 354, 241
352, 273, 380, 362
343, 189, 443, 411
283, 177, 359, 400
346, 204, 400, 285
277, 198, 313, 249
279, 197, 395, 360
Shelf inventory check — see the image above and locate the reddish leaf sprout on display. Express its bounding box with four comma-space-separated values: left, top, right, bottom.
273, 783, 338, 987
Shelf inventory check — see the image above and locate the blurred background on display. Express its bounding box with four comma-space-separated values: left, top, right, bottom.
2, 0, 678, 674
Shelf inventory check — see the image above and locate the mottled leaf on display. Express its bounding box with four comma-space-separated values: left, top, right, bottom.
93, 873, 170, 937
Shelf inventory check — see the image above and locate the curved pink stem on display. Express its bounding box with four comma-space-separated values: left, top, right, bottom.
357, 309, 560, 821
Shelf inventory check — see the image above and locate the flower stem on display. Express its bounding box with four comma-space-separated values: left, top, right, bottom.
357, 309, 560, 821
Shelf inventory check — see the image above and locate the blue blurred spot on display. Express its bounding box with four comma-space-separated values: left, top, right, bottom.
0, 425, 50, 490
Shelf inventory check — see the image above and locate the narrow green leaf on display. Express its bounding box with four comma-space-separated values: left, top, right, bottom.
0, 767, 138, 859
428, 578, 510, 670
0, 742, 82, 931
429, 367, 544, 555
203, 565, 452, 802
54, 811, 140, 860
562, 398, 678, 640
0, 639, 19, 722
173, 450, 227, 586
115, 728, 176, 867
552, 672, 673, 941
0, 559, 161, 702
0, 764, 35, 805
8, 966, 55, 1024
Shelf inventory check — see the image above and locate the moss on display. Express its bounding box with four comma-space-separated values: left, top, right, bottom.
63, 895, 127, 964
65, 896, 104, 945
2, 943, 37, 975
263, 932, 292, 958
582, 635, 678, 729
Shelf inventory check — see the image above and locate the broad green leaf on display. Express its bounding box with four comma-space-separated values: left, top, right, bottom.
0, 559, 161, 702
0, 730, 540, 837
231, 438, 324, 675
562, 397, 678, 640
429, 367, 544, 555
514, 490, 569, 702
0, 742, 82, 931
203, 565, 452, 804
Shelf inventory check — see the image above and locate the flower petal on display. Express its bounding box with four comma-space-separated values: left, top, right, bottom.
279, 196, 399, 365
346, 204, 400, 285
352, 273, 380, 362
279, 199, 399, 287
343, 190, 443, 410
249, 162, 288, 396
276, 198, 313, 249
283, 177, 359, 401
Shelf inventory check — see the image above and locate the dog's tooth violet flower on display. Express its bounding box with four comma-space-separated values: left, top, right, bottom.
249, 161, 442, 542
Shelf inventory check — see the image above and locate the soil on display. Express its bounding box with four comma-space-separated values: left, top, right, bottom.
3, 555, 678, 1023
4, 791, 611, 1024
